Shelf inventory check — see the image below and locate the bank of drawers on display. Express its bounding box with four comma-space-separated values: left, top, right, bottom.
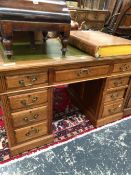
5, 71, 49, 141
102, 76, 130, 118
8, 88, 49, 144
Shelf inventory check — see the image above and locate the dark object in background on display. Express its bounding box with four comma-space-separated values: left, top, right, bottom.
103, 0, 131, 38
0, 0, 71, 58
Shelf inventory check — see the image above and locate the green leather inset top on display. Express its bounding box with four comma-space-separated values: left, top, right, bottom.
1, 39, 88, 63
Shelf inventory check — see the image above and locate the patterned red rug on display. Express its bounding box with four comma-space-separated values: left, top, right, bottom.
0, 87, 94, 164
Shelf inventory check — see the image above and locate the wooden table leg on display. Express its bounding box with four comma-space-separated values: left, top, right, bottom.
1, 22, 13, 59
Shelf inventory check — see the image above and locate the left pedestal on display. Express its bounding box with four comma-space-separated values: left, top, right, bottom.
0, 68, 54, 156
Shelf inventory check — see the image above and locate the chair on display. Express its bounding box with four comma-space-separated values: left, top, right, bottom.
103, 0, 131, 38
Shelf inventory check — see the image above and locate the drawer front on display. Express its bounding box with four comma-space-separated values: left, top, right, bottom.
86, 22, 104, 30
102, 101, 123, 118
87, 13, 106, 21
12, 106, 48, 128
55, 65, 109, 82
105, 89, 125, 102
113, 62, 131, 74
14, 122, 48, 143
9, 90, 48, 110
6, 72, 48, 89
107, 76, 129, 89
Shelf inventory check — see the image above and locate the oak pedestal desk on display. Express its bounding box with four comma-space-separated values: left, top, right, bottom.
0, 40, 131, 156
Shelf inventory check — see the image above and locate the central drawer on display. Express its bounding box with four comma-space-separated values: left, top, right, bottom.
12, 106, 48, 128
55, 65, 109, 83
14, 121, 48, 143
8, 90, 48, 111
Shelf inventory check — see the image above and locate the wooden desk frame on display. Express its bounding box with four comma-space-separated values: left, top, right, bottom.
0, 54, 131, 155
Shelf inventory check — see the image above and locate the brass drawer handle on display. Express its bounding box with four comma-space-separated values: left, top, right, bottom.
110, 93, 119, 100
114, 80, 123, 87
20, 96, 38, 106
119, 64, 129, 72
77, 68, 89, 77
24, 114, 39, 122
19, 76, 38, 87
27, 75, 38, 82
25, 127, 39, 137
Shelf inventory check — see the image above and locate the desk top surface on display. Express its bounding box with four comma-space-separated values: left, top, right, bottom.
0, 39, 131, 72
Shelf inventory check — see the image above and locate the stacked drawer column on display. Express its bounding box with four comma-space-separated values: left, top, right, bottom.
0, 69, 53, 155
97, 61, 131, 127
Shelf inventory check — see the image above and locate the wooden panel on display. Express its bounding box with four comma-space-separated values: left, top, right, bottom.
6, 72, 48, 89
86, 12, 106, 21
85, 21, 104, 30
14, 122, 48, 143
9, 90, 48, 110
96, 113, 123, 127
104, 89, 125, 102
102, 100, 123, 118
127, 97, 131, 108
55, 65, 109, 82
107, 76, 129, 89
12, 106, 48, 128
113, 62, 131, 74
10, 134, 53, 156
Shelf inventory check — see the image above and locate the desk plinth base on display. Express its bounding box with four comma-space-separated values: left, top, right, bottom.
124, 107, 131, 116
85, 111, 123, 127
10, 134, 54, 156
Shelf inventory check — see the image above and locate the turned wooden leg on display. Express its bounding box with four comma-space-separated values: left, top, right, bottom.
42, 32, 48, 42
0, 32, 2, 42
60, 32, 69, 56
29, 31, 36, 49
1, 22, 13, 59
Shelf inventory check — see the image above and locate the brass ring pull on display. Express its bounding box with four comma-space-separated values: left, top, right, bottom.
25, 127, 39, 137
119, 64, 129, 72
23, 114, 39, 122
20, 96, 38, 106
27, 76, 37, 82
111, 93, 119, 100
77, 68, 89, 77
19, 76, 37, 87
